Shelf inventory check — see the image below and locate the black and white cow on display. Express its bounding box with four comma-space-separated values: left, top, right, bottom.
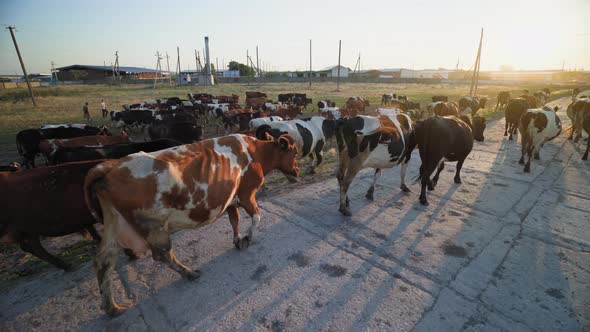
320, 107, 342, 120
381, 93, 397, 105
518, 107, 561, 172
16, 125, 110, 168
414, 115, 476, 206
110, 110, 155, 133
317, 100, 336, 115
256, 116, 336, 174
334, 114, 415, 215
249, 116, 283, 130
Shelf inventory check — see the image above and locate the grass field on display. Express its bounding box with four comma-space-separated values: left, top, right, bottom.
0, 81, 583, 164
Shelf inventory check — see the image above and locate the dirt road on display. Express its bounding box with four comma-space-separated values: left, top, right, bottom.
1, 93, 588, 331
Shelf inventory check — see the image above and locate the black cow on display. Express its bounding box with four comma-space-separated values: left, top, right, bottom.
504, 98, 530, 140
414, 115, 476, 206
51, 139, 182, 165
495, 91, 511, 111
153, 110, 198, 125
147, 122, 204, 143
16, 125, 110, 168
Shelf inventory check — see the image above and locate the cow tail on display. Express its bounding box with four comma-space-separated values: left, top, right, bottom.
83, 162, 111, 222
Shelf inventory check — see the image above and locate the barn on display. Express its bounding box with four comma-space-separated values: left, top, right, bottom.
55, 65, 164, 82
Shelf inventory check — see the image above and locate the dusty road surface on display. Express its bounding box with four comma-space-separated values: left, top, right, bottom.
1, 93, 589, 331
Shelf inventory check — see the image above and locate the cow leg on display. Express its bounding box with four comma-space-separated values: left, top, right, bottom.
226, 205, 242, 248
583, 138, 589, 160
366, 168, 382, 200
524, 145, 534, 173
534, 150, 540, 160
339, 162, 362, 216
431, 161, 445, 188
310, 141, 325, 174
236, 195, 261, 249
506, 119, 512, 139
19, 235, 70, 270
454, 159, 465, 184
85, 225, 102, 242
519, 139, 527, 165
399, 159, 411, 193
148, 230, 200, 280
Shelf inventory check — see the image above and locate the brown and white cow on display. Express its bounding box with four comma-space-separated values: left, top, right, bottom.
518, 107, 561, 172
344, 96, 370, 115
84, 134, 299, 316
566, 98, 590, 160
335, 114, 415, 215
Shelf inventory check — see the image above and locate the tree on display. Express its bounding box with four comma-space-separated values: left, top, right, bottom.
228, 61, 255, 77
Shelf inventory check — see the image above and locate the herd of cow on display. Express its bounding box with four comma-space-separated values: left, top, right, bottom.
1, 87, 588, 317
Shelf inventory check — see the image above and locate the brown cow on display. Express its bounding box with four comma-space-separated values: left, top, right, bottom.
84, 134, 299, 316
247, 97, 271, 109
269, 105, 303, 120
39, 132, 130, 162
0, 160, 106, 270
430, 101, 459, 116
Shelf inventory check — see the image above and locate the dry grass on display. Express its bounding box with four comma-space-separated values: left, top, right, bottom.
0, 81, 583, 163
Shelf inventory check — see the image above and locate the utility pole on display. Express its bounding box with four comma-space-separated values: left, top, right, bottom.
176, 47, 181, 86
113, 51, 120, 80
165, 52, 171, 85
6, 26, 36, 107
51, 61, 58, 84
256, 46, 260, 78
309, 39, 312, 89
153, 51, 162, 89
336, 40, 342, 92
469, 28, 483, 97
216, 57, 219, 75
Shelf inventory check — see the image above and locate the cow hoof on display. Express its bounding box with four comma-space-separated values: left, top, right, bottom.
419, 198, 429, 206
339, 207, 352, 216
235, 236, 251, 250
427, 183, 435, 191
287, 176, 299, 183
365, 191, 374, 200
308, 168, 317, 175
582, 155, 588, 161
524, 166, 531, 173
454, 177, 462, 184
124, 249, 139, 260
518, 158, 524, 164
106, 304, 128, 317
400, 184, 411, 193
185, 269, 201, 281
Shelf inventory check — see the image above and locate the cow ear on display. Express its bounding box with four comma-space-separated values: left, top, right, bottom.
279, 136, 289, 150
264, 132, 275, 141
553, 106, 559, 112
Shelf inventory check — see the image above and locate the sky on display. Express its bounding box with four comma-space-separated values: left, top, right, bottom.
0, 0, 589, 74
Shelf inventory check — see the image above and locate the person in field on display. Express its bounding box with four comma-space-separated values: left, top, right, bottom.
100, 99, 108, 118
83, 102, 92, 123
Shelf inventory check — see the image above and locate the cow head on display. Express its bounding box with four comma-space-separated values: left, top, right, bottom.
275, 135, 299, 177
471, 116, 486, 142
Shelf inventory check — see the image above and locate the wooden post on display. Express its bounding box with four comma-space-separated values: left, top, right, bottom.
6, 26, 37, 107
336, 40, 342, 92
309, 39, 312, 89
469, 28, 483, 97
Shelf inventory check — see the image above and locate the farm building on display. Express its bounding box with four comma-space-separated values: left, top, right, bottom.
55, 65, 166, 81
286, 65, 352, 78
